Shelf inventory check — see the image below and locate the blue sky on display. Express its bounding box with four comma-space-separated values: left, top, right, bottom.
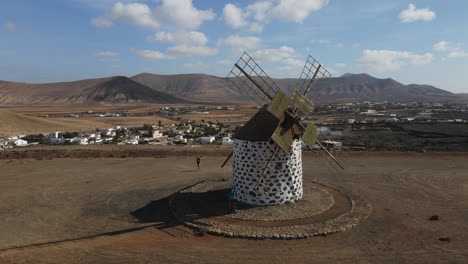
1, 0, 467, 93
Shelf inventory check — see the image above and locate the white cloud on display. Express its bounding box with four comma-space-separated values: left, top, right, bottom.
132, 49, 175, 61
357, 49, 433, 73
223, 4, 248, 29
94, 51, 120, 56
110, 2, 160, 28
147, 31, 208, 46
247, 23, 264, 33
448, 49, 468, 58
218, 35, 262, 50
335, 63, 346, 68
432, 41, 468, 59
167, 45, 218, 57
221, 0, 328, 33
4, 22, 16, 32
251, 46, 297, 63
399, 4, 436, 23
271, 0, 329, 23
92, 0, 214, 30
158, 0, 215, 30
246, 1, 273, 22
433, 41, 449, 51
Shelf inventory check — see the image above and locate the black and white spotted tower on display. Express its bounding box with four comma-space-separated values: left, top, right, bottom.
232, 107, 303, 206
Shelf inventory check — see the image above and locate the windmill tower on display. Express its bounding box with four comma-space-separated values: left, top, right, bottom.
222, 52, 344, 206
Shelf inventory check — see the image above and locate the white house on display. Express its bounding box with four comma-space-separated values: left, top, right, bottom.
152, 130, 163, 138
72, 138, 88, 145
200, 136, 215, 144
5, 139, 28, 146
221, 137, 233, 145
48, 132, 61, 139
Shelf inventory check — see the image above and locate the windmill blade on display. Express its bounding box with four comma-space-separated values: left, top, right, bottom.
266, 91, 290, 119
291, 91, 314, 116
226, 51, 282, 105
302, 123, 319, 148
295, 55, 332, 103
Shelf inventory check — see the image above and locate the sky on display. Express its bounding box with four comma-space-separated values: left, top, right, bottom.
1, 0, 467, 93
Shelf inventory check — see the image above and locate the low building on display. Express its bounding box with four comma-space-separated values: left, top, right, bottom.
50, 138, 66, 144
221, 137, 233, 145
200, 136, 215, 144
71, 138, 88, 145
5, 139, 28, 146
152, 130, 164, 138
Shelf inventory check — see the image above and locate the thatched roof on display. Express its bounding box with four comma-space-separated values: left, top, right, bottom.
234, 105, 279, 141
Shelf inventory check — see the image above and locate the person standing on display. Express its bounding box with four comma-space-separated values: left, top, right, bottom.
196, 155, 201, 169
228, 186, 237, 212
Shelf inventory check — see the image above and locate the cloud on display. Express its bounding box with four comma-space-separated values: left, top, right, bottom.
92, 0, 214, 30
448, 49, 468, 58
218, 35, 262, 50
158, 0, 215, 30
251, 46, 297, 63
223, 4, 248, 29
109, 2, 160, 29
433, 41, 449, 51
4, 22, 16, 32
271, 0, 329, 23
147, 31, 208, 46
93, 51, 120, 56
246, 1, 273, 22
357, 49, 433, 73
334, 63, 346, 68
132, 49, 175, 61
221, 0, 328, 33
399, 4, 436, 23
251, 46, 304, 73
432, 41, 468, 59
167, 45, 218, 57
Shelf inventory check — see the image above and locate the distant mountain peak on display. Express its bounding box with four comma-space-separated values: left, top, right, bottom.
340, 73, 355, 78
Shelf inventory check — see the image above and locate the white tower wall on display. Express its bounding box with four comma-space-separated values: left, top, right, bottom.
232, 139, 303, 206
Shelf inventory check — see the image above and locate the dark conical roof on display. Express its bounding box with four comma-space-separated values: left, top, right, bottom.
234, 105, 280, 141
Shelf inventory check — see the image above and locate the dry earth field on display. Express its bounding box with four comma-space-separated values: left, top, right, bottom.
0, 150, 467, 263
0, 105, 255, 136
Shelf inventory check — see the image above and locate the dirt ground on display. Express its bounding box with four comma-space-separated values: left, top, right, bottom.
0, 153, 467, 263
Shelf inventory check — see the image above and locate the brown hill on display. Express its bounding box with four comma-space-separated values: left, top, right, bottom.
0, 73, 461, 105
131, 73, 461, 103
130, 73, 239, 103
0, 76, 187, 105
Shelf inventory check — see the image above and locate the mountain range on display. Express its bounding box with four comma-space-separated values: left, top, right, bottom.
0, 73, 464, 105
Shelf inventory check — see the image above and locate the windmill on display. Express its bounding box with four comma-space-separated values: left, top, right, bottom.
221, 51, 344, 206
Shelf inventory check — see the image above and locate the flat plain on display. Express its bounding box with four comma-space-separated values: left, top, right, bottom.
0, 151, 467, 263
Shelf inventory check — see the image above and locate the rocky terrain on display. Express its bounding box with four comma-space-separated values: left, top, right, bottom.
0, 73, 464, 105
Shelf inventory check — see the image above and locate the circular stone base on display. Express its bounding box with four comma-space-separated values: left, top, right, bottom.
170, 179, 372, 239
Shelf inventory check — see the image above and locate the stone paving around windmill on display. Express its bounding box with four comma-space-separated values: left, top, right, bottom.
170, 178, 372, 239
